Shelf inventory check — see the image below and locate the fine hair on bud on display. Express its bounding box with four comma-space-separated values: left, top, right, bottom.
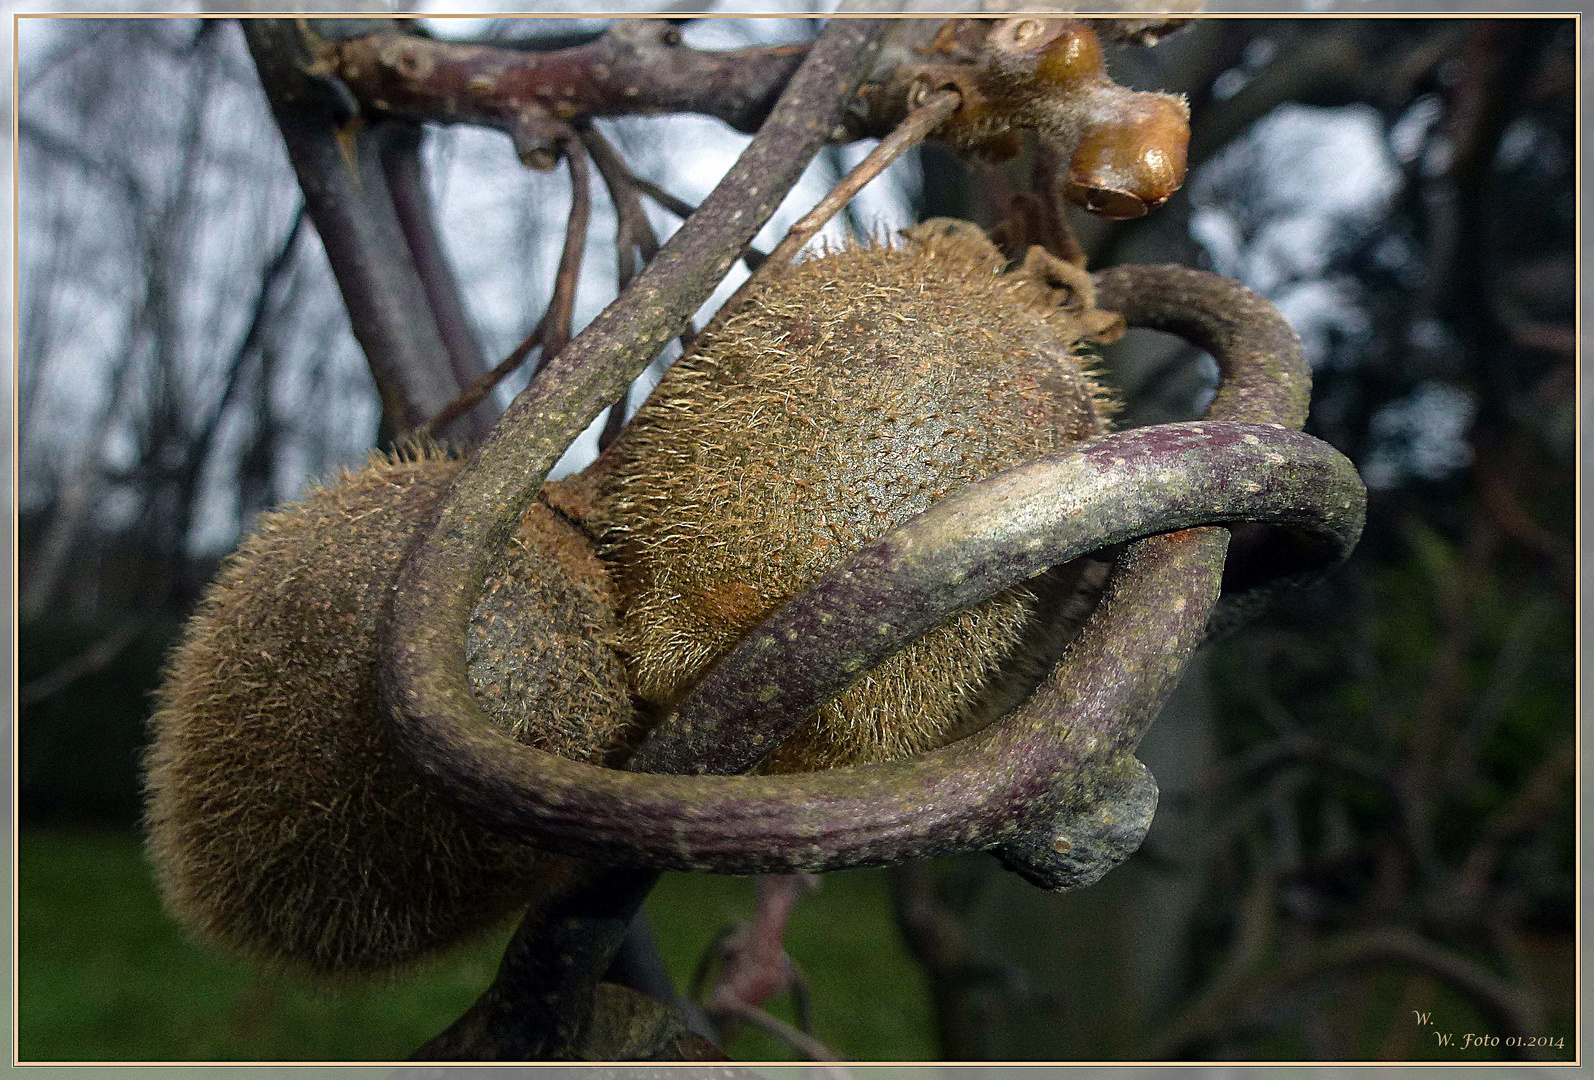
144, 447, 642, 981
596, 220, 1123, 773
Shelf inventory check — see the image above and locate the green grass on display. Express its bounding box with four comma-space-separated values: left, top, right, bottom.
17, 829, 934, 1062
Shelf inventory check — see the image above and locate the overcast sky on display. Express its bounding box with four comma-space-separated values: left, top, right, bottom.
14, 15, 1481, 559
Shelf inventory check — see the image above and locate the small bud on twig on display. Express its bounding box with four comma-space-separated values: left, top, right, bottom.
886, 18, 1191, 218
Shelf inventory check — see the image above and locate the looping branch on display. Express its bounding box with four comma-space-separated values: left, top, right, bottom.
382, 250, 1365, 881
402, 423, 1357, 878
377, 13, 891, 866
630, 422, 1363, 779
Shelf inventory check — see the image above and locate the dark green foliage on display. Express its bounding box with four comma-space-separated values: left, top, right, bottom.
17, 831, 934, 1062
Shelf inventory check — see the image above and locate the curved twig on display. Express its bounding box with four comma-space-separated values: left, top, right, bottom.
18, 615, 149, 707
1094, 264, 1320, 644
630, 423, 1362, 777
712, 1000, 847, 1067
423, 325, 540, 441
1093, 265, 1311, 429
379, 425, 1359, 873
383, 254, 1351, 875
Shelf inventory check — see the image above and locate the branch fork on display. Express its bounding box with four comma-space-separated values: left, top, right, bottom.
876, 18, 1191, 218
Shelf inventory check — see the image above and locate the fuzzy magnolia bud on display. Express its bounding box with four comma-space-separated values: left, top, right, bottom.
143, 451, 640, 980
594, 222, 1123, 773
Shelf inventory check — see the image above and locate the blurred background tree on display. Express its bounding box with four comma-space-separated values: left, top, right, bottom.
15, 14, 1575, 1062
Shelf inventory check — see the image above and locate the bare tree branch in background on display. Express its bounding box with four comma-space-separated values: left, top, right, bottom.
13, 15, 1573, 1065
243, 19, 473, 441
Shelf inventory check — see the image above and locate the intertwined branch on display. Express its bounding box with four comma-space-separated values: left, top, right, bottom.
243, 14, 1371, 1060
379, 274, 1362, 878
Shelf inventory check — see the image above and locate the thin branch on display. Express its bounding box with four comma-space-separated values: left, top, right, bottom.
1508, 320, 1576, 359
18, 116, 145, 214
379, 123, 494, 440
1393, 516, 1493, 883
603, 911, 718, 1043
330, 22, 811, 159
1094, 17, 1196, 48
189, 205, 309, 456
1031, 137, 1087, 266
627, 170, 699, 222
581, 124, 665, 453
699, 875, 816, 1029
757, 88, 961, 277
580, 125, 658, 290
422, 326, 540, 440
587, 138, 767, 275
1476, 457, 1575, 602
713, 1000, 846, 1068
243, 21, 468, 438
411, 865, 664, 1059
19, 23, 112, 96
422, 132, 590, 439
533, 133, 592, 366
988, 140, 1088, 268
1147, 849, 1279, 1059
597, 388, 632, 454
